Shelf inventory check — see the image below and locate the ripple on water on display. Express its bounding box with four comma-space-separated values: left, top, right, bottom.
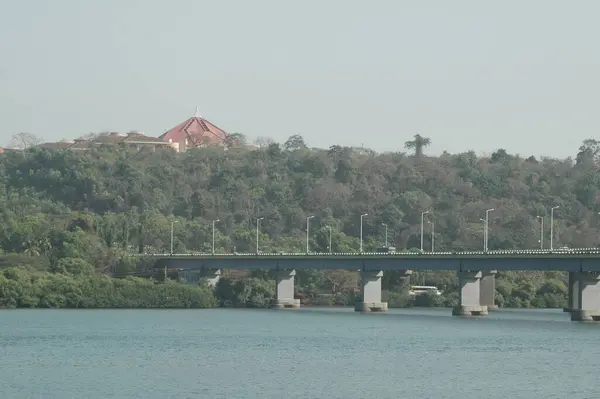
0, 308, 599, 399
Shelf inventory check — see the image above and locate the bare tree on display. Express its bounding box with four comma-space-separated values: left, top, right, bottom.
254, 136, 275, 148
324, 270, 356, 294
8, 132, 42, 150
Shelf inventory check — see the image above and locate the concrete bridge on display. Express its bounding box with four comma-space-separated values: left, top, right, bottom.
149, 249, 600, 321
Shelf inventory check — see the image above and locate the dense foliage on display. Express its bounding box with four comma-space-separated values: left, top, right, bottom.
1, 134, 598, 308
0, 267, 216, 308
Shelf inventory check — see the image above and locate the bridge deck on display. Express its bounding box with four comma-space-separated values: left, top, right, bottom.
149, 249, 600, 272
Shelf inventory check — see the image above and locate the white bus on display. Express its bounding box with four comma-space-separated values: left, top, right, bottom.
409, 286, 442, 296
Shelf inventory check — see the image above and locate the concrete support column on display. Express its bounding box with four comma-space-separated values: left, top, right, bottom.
563, 272, 578, 312
452, 271, 488, 316
570, 272, 600, 322
272, 269, 300, 309
480, 270, 497, 310
355, 270, 388, 312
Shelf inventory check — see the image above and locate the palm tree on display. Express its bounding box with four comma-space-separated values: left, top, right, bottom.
404, 134, 431, 157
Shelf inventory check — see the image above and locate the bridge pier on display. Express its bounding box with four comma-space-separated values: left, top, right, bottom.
563, 272, 577, 312
480, 270, 497, 310
570, 272, 600, 322
355, 270, 388, 312
272, 269, 300, 309
452, 271, 488, 316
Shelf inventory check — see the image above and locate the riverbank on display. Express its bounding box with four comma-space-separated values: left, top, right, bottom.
0, 268, 217, 309
0, 267, 568, 310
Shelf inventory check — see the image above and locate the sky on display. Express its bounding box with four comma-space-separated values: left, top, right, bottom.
1, 0, 599, 158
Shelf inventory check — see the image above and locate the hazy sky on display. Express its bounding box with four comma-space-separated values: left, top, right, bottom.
1, 0, 599, 158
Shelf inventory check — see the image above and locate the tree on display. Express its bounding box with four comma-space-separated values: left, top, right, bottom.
324, 270, 355, 294
8, 132, 42, 150
225, 133, 248, 149
254, 136, 275, 148
491, 149, 512, 163
576, 138, 600, 165
404, 134, 431, 157
283, 135, 307, 151
0, 134, 597, 310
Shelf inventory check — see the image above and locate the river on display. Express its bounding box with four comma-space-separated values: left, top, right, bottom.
1, 307, 598, 398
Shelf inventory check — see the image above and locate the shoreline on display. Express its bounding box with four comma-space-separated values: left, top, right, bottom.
0, 305, 566, 310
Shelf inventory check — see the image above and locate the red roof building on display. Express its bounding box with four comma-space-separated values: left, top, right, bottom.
159, 107, 230, 152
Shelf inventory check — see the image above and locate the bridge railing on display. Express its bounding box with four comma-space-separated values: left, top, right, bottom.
138, 248, 600, 257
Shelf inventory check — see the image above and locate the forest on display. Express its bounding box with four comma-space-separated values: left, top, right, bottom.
1, 132, 600, 309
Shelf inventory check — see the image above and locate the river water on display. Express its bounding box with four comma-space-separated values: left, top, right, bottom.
1, 307, 598, 399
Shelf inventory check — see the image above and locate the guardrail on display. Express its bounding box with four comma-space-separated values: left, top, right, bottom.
138, 248, 600, 257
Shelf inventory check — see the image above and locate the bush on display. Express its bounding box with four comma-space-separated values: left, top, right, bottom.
0, 268, 217, 309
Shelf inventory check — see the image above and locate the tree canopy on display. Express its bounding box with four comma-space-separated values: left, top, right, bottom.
0, 134, 596, 308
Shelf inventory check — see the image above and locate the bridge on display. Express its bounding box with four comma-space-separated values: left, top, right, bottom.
149, 249, 600, 322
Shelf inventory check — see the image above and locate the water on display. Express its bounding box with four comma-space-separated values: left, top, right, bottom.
1, 308, 599, 399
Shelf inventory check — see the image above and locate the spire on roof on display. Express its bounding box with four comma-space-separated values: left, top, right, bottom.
194, 106, 202, 118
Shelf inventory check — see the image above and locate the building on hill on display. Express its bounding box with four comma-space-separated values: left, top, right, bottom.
158, 107, 230, 152
38, 131, 174, 152
34, 108, 232, 153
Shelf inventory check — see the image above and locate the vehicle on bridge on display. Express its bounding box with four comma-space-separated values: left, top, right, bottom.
409, 285, 442, 296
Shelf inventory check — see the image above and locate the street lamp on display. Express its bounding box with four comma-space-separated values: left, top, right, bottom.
550, 206, 559, 250
382, 223, 388, 248
597, 213, 600, 248
212, 219, 220, 254
360, 213, 368, 253
306, 215, 315, 253
479, 218, 486, 250
167, 220, 178, 281
537, 216, 543, 249
256, 217, 264, 254
420, 210, 429, 252
485, 208, 495, 252
170, 220, 178, 255
326, 225, 332, 254
428, 221, 435, 253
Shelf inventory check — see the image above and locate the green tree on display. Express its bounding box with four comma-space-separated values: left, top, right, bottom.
404, 134, 431, 157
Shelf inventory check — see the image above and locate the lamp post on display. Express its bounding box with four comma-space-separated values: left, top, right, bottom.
537, 216, 543, 249
479, 218, 486, 250
306, 215, 315, 253
360, 213, 368, 253
256, 217, 264, 254
382, 223, 388, 248
167, 220, 178, 281
550, 206, 559, 250
212, 219, 220, 254
485, 208, 495, 252
326, 225, 332, 254
428, 221, 435, 253
170, 221, 177, 255
420, 210, 429, 252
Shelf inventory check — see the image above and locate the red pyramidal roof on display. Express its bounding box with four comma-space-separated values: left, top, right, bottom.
159, 107, 229, 147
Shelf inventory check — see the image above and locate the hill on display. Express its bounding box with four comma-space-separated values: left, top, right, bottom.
1, 134, 598, 308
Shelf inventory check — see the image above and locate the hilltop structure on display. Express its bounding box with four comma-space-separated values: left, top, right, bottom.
38, 131, 173, 152
35, 107, 231, 153
159, 107, 230, 152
